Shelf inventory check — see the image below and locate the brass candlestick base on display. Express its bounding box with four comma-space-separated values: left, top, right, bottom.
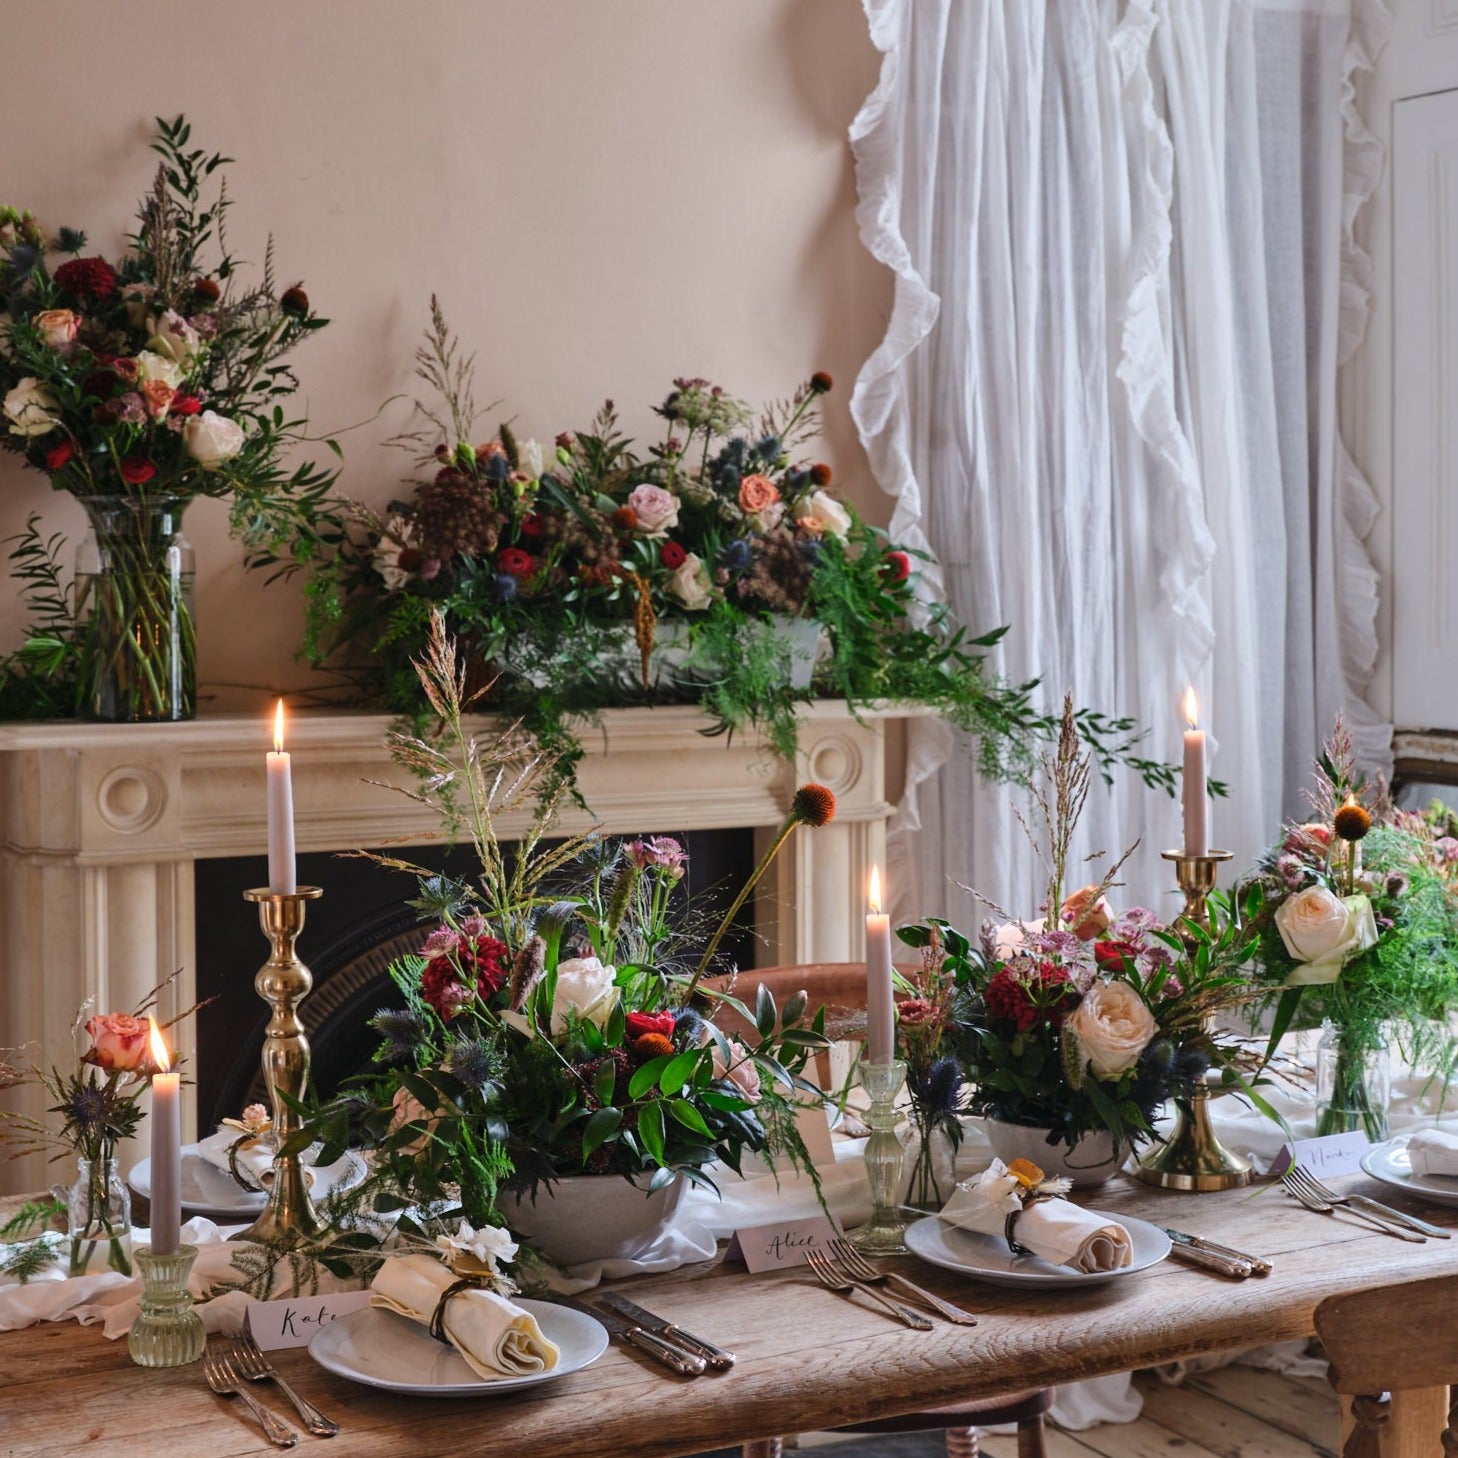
1135, 850, 1250, 1191
237, 887, 324, 1247
1162, 849, 1234, 943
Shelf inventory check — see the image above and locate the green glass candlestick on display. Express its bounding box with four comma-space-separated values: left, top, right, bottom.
128, 1243, 205, 1367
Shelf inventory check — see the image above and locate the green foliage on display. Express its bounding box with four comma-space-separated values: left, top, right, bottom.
0, 515, 82, 718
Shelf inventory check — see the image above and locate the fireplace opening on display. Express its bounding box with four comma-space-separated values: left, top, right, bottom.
193, 830, 757, 1134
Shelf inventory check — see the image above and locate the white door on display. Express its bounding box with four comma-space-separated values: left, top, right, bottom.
1394, 88, 1458, 729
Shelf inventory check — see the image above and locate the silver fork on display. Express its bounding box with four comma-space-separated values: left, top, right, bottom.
1287, 1165, 1451, 1240
201, 1347, 300, 1447
232, 1327, 340, 1436
1280, 1169, 1425, 1242
803, 1247, 933, 1330
828, 1238, 978, 1326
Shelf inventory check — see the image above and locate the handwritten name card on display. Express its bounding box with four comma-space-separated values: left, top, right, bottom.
1269, 1130, 1370, 1179
246, 1290, 371, 1350
725, 1214, 841, 1274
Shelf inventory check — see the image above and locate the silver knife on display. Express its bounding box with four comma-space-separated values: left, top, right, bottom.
553, 1297, 707, 1376
1162, 1228, 1273, 1277
599, 1293, 737, 1370
1345, 1195, 1452, 1240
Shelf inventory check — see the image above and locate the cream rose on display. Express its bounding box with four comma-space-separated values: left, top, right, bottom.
550, 955, 618, 1035
135, 349, 184, 389
146, 309, 202, 370
1275, 886, 1378, 985
666, 551, 712, 611
34, 308, 80, 353
517, 438, 547, 481
799, 489, 851, 539
83, 1012, 152, 1072
3, 377, 59, 437
373, 515, 417, 591
626, 483, 680, 535
1068, 980, 1156, 1081
183, 409, 246, 469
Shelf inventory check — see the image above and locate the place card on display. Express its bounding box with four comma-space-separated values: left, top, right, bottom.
725, 1214, 841, 1273
1269, 1130, 1371, 1178
246, 1290, 371, 1350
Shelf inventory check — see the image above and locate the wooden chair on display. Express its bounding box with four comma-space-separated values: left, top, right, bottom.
718, 964, 1052, 1458
1314, 1272, 1458, 1458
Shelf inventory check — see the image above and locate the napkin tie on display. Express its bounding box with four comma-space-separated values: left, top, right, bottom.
1004, 1191, 1054, 1256
429, 1275, 491, 1344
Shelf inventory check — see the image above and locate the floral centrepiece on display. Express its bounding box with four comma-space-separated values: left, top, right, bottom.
303, 300, 1178, 800
1244, 720, 1458, 1138
0, 117, 336, 721
295, 615, 831, 1270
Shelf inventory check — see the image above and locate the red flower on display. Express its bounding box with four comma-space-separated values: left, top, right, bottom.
192, 277, 221, 304
44, 441, 74, 471
984, 961, 1076, 1032
170, 395, 203, 417
53, 256, 118, 303
626, 1011, 677, 1041
1094, 940, 1139, 974
118, 457, 155, 486
611, 506, 637, 532
82, 371, 115, 400
420, 932, 510, 1018
497, 547, 535, 579
519, 513, 544, 539
660, 540, 687, 570
420, 958, 470, 1020
881, 550, 911, 582
809, 462, 833, 487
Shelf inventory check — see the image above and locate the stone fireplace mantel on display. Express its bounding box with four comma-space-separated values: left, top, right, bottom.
0, 702, 908, 1193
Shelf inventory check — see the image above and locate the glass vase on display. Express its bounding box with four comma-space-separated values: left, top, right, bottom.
1315, 1021, 1391, 1141
903, 1106, 957, 1212
67, 1155, 134, 1277
74, 495, 196, 722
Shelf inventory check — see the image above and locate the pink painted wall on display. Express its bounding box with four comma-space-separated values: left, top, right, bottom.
0, 0, 888, 701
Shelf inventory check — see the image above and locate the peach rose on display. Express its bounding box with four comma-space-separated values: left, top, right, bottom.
711, 1038, 762, 1103
34, 308, 80, 353
140, 379, 174, 420
738, 473, 780, 515
1061, 885, 1114, 941
83, 1012, 151, 1071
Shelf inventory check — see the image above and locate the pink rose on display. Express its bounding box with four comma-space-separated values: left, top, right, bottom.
83, 1012, 151, 1071
34, 308, 80, 353
626, 483, 680, 535
1061, 885, 1114, 942
711, 1038, 762, 1103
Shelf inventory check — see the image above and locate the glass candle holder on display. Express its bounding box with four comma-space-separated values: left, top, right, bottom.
128, 1243, 205, 1368
850, 1059, 909, 1254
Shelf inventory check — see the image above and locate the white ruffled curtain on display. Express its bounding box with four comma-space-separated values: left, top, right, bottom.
851, 0, 1390, 928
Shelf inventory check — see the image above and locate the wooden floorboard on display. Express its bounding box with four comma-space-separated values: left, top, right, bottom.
1137, 1373, 1335, 1458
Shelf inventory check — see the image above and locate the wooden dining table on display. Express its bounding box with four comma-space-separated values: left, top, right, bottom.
6, 1167, 1457, 1458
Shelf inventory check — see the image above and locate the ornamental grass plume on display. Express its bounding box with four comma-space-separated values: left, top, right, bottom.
684, 782, 837, 998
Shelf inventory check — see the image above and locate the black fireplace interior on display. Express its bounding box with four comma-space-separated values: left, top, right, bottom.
194, 830, 757, 1132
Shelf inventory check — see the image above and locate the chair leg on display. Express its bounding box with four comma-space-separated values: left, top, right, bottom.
741, 1442, 784, 1458
945, 1426, 979, 1458
1015, 1414, 1048, 1458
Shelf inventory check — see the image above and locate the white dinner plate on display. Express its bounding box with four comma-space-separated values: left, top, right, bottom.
1361, 1137, 1458, 1207
129, 1146, 368, 1219
903, 1210, 1172, 1289
308, 1302, 609, 1396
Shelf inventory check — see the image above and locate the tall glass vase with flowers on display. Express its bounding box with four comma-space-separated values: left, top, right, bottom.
0, 117, 338, 721
1244, 719, 1458, 1138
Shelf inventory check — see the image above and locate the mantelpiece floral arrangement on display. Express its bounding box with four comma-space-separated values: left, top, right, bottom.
896, 701, 1262, 1184
291, 615, 834, 1271
302, 301, 1179, 799
1244, 720, 1458, 1138
0, 116, 337, 723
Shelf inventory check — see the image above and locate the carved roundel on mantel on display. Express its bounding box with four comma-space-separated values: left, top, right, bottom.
807, 734, 862, 796
96, 765, 167, 835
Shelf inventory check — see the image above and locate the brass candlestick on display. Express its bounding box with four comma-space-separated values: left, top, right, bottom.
238, 887, 325, 1245
1134, 850, 1251, 1192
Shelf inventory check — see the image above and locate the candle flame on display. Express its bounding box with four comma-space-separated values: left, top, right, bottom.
148, 1015, 171, 1075
273, 698, 286, 753
869, 864, 882, 914
1344, 791, 1358, 808
1182, 685, 1199, 730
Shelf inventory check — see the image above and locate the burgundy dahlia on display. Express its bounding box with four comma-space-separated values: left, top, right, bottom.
53, 256, 118, 303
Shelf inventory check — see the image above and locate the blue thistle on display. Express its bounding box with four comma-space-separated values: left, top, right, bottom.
494, 573, 518, 602
483, 453, 510, 481
67, 1082, 108, 1137
445, 1037, 499, 1091
719, 539, 753, 572
907, 1057, 965, 1117
370, 1007, 429, 1066
754, 433, 781, 460
796, 538, 824, 566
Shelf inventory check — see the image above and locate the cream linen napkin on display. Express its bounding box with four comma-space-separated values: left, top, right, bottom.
1407, 1128, 1458, 1177
194, 1127, 279, 1188
371, 1255, 559, 1379
938, 1159, 1132, 1272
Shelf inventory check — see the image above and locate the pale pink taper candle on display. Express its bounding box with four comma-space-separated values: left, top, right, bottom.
1181, 686, 1208, 857
865, 865, 895, 1064
266, 698, 296, 895
147, 1017, 180, 1256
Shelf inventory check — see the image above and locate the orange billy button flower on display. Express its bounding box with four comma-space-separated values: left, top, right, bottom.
1333, 793, 1373, 842
1007, 1159, 1045, 1190
632, 1032, 676, 1061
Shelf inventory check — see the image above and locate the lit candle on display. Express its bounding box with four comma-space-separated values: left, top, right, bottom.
266, 698, 296, 895
147, 1016, 180, 1256
1181, 686, 1208, 858
865, 865, 895, 1065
